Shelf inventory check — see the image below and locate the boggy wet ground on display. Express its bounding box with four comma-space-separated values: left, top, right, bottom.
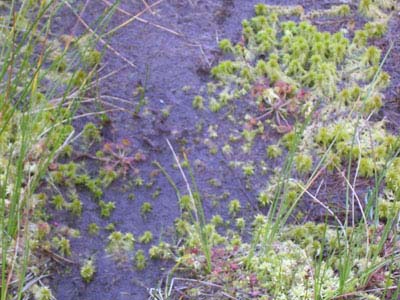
49, 1, 400, 299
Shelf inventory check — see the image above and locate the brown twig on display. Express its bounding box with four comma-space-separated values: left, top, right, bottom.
40, 248, 76, 265
102, 0, 165, 38
140, 0, 153, 14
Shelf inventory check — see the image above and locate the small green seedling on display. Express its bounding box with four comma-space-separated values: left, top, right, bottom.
149, 242, 172, 260
134, 176, 144, 187
229, 199, 241, 217
82, 122, 101, 144
105, 223, 115, 231
152, 188, 161, 199
80, 259, 96, 283
88, 223, 99, 236
99, 200, 116, 218
211, 214, 224, 227
359, 157, 375, 178
106, 231, 135, 254
52, 194, 65, 210
139, 231, 153, 244
32, 285, 54, 300
236, 218, 246, 232
68, 197, 83, 217
219, 39, 233, 53
258, 191, 270, 207
208, 178, 222, 188
141, 202, 153, 217
295, 153, 313, 175
193, 95, 204, 109
134, 250, 147, 270
179, 195, 191, 211
242, 162, 255, 177
267, 145, 282, 159
222, 144, 233, 156
53, 237, 71, 257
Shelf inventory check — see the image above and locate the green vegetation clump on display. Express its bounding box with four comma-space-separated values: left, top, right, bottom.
267, 144, 282, 159
80, 259, 96, 283
52, 237, 72, 257
106, 231, 135, 257
294, 153, 313, 175
31, 285, 54, 300
139, 231, 153, 244
99, 200, 116, 218
140, 202, 153, 217
82, 122, 101, 144
149, 242, 173, 260
52, 194, 65, 210
134, 250, 147, 270
192, 95, 204, 109
228, 199, 241, 217
88, 223, 100, 236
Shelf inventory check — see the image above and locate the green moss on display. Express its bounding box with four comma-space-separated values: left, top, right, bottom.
32, 286, 53, 300
52, 194, 65, 210
72, 69, 87, 87
364, 22, 387, 38
134, 250, 147, 270
88, 223, 99, 236
267, 144, 282, 159
219, 39, 233, 53
211, 60, 237, 80
105, 223, 115, 231
106, 231, 135, 254
242, 162, 255, 177
139, 231, 153, 244
80, 259, 95, 283
294, 153, 313, 175
235, 217, 246, 231
179, 195, 191, 211
211, 214, 224, 227
364, 93, 383, 114
134, 176, 144, 187
68, 194, 83, 217
362, 46, 381, 66
99, 169, 118, 187
222, 144, 233, 156
254, 3, 268, 16
82, 49, 101, 68
378, 200, 400, 219
99, 200, 116, 218
359, 157, 375, 178
192, 95, 204, 109
82, 122, 101, 144
257, 191, 270, 207
208, 98, 221, 112
149, 242, 173, 260
52, 237, 71, 257
228, 199, 241, 217
140, 202, 153, 217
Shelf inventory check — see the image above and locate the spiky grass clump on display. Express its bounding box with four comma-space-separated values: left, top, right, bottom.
0, 0, 113, 297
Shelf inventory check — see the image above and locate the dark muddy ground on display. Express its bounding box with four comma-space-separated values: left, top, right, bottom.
48, 1, 400, 299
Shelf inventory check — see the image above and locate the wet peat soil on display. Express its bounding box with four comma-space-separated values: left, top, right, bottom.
48, 1, 400, 299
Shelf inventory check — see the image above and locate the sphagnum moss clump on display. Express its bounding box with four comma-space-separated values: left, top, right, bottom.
80, 259, 96, 283
106, 231, 135, 258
